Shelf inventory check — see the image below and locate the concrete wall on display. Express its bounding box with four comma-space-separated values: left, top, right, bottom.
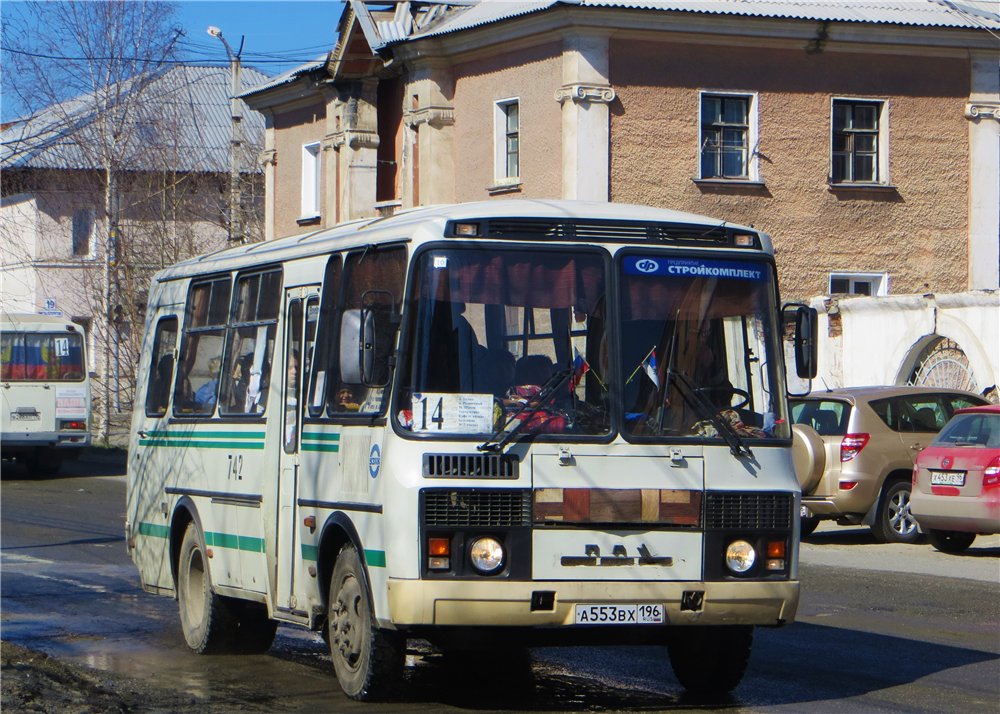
790, 291, 1000, 400
272, 102, 326, 238
452, 42, 563, 201
609, 39, 971, 301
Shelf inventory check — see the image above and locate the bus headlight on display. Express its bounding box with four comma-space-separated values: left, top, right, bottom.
469, 536, 504, 574
725, 540, 756, 573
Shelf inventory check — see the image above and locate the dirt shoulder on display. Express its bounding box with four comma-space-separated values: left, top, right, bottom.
1, 640, 202, 713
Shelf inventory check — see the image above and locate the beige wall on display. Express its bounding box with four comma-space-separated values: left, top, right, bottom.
273, 102, 326, 238
610, 39, 971, 300
452, 42, 563, 202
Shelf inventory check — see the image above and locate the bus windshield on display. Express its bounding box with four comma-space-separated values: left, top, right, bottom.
395, 246, 788, 442
618, 254, 788, 441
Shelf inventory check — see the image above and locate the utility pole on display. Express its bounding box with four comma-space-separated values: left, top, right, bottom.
208, 26, 244, 243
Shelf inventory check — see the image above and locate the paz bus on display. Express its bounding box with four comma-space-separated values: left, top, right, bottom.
126, 200, 817, 700
1, 313, 91, 474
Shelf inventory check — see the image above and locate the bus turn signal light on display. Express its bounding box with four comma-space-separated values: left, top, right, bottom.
428, 537, 450, 571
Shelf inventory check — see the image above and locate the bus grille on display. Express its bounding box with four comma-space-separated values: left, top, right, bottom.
423, 489, 531, 527
423, 453, 519, 479
704, 492, 793, 531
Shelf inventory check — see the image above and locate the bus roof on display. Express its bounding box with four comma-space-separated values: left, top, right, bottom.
154, 199, 771, 283
1, 313, 83, 332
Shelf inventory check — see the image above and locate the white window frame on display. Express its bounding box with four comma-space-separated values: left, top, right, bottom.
300, 142, 321, 220
493, 98, 520, 186
828, 272, 889, 296
697, 90, 759, 182
830, 97, 890, 185
71, 208, 97, 260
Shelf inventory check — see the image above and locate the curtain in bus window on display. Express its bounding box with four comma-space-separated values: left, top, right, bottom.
422, 253, 604, 313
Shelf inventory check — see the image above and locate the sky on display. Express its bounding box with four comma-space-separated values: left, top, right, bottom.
0, 1, 346, 121
173, 1, 346, 76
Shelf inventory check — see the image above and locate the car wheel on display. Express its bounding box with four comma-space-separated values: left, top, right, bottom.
800, 516, 820, 537
927, 530, 976, 553
872, 481, 919, 544
667, 625, 753, 696
177, 522, 238, 653
327, 543, 403, 700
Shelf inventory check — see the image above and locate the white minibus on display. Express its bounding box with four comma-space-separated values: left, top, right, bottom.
1, 313, 91, 473
126, 200, 817, 700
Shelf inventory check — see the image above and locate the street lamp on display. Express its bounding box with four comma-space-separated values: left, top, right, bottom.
207, 25, 244, 242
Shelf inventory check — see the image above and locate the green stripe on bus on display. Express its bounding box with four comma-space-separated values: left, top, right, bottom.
138, 439, 265, 450
138, 522, 170, 539
299, 545, 384, 568
205, 531, 265, 553
301, 443, 340, 453
301, 432, 340, 442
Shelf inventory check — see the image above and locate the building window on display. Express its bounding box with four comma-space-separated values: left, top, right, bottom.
494, 99, 519, 184
700, 93, 757, 180
300, 142, 321, 219
829, 272, 888, 296
831, 99, 886, 184
72, 208, 95, 258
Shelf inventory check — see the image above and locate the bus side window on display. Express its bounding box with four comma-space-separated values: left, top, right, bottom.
145, 317, 178, 417
175, 277, 231, 416
329, 247, 406, 416
220, 270, 281, 416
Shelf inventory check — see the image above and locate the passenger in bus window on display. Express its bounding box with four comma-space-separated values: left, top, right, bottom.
194, 357, 222, 409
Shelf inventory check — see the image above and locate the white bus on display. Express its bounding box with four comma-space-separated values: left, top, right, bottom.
1, 313, 91, 474
126, 200, 817, 700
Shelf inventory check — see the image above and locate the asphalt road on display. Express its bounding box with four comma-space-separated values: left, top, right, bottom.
2, 455, 998, 713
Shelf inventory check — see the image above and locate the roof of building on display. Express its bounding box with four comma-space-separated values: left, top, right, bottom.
350, 0, 1000, 50
238, 57, 327, 98
1, 64, 271, 173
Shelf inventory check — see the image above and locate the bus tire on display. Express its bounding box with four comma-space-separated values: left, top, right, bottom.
327, 543, 403, 701
667, 625, 753, 696
177, 522, 237, 654
234, 602, 278, 654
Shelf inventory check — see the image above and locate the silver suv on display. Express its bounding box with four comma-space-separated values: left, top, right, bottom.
791, 386, 987, 543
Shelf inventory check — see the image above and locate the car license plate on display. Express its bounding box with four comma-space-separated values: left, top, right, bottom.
574, 603, 665, 625
930, 470, 965, 486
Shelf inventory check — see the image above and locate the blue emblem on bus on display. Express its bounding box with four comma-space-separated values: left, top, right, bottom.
369, 443, 381, 479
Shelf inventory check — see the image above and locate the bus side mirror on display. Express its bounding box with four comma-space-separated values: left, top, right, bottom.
784, 303, 818, 380
359, 290, 395, 387
339, 309, 363, 384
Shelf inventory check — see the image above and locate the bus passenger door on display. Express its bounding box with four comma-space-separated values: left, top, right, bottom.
276, 289, 319, 613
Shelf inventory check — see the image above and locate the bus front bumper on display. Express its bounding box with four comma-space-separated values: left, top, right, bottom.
387, 579, 798, 628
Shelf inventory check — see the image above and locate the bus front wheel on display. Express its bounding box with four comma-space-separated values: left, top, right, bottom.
327, 543, 403, 700
177, 522, 237, 653
667, 625, 753, 696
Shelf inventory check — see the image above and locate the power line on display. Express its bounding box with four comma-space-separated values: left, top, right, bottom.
1, 45, 329, 65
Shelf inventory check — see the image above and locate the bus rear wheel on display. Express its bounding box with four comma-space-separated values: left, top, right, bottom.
667, 625, 753, 696
327, 543, 403, 701
177, 522, 237, 653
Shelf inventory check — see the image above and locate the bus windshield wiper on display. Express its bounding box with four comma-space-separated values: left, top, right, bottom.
670, 371, 754, 460
478, 367, 574, 453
